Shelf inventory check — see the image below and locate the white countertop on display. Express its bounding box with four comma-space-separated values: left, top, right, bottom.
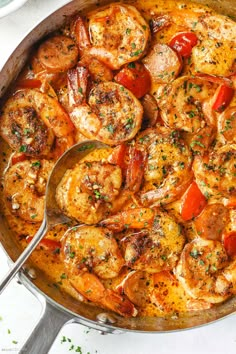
0, 1, 236, 353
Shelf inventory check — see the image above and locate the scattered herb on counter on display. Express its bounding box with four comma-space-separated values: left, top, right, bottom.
60, 335, 97, 353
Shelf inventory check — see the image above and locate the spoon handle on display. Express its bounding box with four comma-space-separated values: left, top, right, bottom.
0, 218, 48, 294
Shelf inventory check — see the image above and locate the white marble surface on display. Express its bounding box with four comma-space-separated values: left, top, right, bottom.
0, 1, 236, 353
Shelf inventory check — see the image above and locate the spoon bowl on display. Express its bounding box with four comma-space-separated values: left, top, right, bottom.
0, 140, 109, 294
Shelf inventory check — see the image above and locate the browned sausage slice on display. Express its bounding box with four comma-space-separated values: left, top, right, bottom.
194, 203, 230, 240
143, 43, 182, 84
38, 35, 79, 73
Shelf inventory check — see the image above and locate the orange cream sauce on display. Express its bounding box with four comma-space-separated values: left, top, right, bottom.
0, 0, 236, 318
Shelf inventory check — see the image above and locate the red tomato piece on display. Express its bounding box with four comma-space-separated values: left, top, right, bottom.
125, 147, 146, 192
169, 32, 198, 58
212, 84, 234, 113
114, 62, 151, 98
26, 237, 61, 253
224, 232, 236, 257
16, 79, 42, 89
196, 73, 233, 87
11, 152, 27, 165
108, 143, 128, 170
225, 196, 236, 208
181, 181, 207, 221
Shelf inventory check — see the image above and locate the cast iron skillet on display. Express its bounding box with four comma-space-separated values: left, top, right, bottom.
0, 1, 236, 353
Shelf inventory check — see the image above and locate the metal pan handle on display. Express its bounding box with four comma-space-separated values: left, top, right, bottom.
19, 295, 75, 354
17, 274, 120, 353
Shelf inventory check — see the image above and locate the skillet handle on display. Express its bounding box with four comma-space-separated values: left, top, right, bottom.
19, 296, 74, 354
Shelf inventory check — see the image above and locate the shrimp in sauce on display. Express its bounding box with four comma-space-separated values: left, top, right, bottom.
85, 3, 151, 70
67, 65, 143, 145
0, 89, 74, 157
56, 160, 123, 224
1, 0, 236, 320
4, 159, 53, 223
61, 225, 137, 316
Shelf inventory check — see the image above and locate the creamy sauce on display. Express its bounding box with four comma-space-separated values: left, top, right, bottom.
0, 0, 236, 318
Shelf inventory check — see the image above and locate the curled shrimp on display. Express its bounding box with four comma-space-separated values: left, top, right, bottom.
157, 76, 217, 133
0, 89, 74, 157
135, 127, 193, 206
167, 9, 236, 76
75, 3, 150, 70
101, 207, 155, 232
193, 144, 236, 198
150, 271, 212, 313
56, 160, 123, 225
67, 65, 143, 145
61, 225, 137, 317
4, 159, 54, 223
103, 208, 185, 273
122, 211, 185, 273
69, 272, 137, 317
61, 225, 124, 279
175, 238, 232, 304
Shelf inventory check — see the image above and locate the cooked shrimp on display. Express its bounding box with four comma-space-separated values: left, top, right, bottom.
60, 225, 137, 317
192, 39, 235, 77
223, 260, 236, 294
157, 76, 217, 133
69, 272, 137, 317
117, 270, 152, 307
4, 159, 54, 222
86, 3, 150, 69
70, 16, 114, 83
141, 93, 160, 128
101, 207, 155, 232
80, 56, 114, 83
193, 144, 236, 198
0, 89, 74, 156
151, 271, 211, 313
121, 210, 185, 273
165, 9, 236, 76
175, 238, 232, 303
67, 66, 143, 145
218, 107, 236, 144
37, 35, 79, 73
56, 161, 122, 224
136, 127, 193, 206
61, 225, 124, 279
190, 14, 236, 76
0, 90, 54, 156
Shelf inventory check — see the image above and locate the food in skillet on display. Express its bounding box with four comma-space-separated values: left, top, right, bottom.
0, 0, 236, 318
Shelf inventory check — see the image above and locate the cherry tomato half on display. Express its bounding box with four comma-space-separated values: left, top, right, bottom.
108, 143, 128, 170
11, 152, 28, 165
169, 32, 198, 58
181, 181, 207, 221
26, 237, 61, 253
212, 84, 234, 113
114, 62, 151, 98
16, 79, 42, 89
223, 232, 236, 257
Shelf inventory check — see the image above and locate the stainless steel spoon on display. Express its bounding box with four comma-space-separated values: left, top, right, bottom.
0, 140, 108, 294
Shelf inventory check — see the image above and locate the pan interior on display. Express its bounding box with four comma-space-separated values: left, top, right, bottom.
0, 0, 236, 332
